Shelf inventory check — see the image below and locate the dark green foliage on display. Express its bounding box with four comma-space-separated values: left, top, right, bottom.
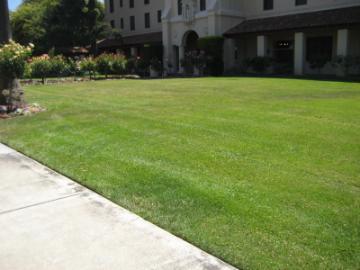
11, 0, 110, 54
29, 56, 52, 84
197, 36, 224, 76
150, 57, 163, 73
112, 54, 127, 75
309, 56, 329, 73
244, 57, 273, 73
95, 53, 113, 78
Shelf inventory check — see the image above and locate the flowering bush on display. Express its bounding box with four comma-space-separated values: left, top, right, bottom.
49, 55, 70, 77
94, 53, 128, 77
112, 54, 127, 75
80, 57, 97, 79
28, 55, 52, 84
0, 40, 33, 78
95, 53, 113, 78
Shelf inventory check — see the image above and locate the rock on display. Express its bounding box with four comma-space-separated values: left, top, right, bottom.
0, 105, 7, 114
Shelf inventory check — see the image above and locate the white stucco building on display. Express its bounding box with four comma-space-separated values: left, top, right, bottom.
103, 0, 360, 76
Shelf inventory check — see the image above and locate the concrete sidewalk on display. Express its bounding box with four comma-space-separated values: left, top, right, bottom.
0, 143, 236, 270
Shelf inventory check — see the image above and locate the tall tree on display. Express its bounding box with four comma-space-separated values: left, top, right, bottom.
11, 0, 112, 54
0, 0, 23, 106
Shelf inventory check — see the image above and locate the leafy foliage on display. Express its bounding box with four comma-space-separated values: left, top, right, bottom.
197, 36, 224, 76
28, 55, 52, 83
11, 0, 110, 54
0, 40, 33, 78
80, 57, 97, 79
244, 57, 273, 74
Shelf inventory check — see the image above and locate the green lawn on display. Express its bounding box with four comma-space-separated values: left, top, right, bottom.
1, 78, 359, 269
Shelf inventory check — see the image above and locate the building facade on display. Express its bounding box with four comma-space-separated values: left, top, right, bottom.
103, 0, 360, 76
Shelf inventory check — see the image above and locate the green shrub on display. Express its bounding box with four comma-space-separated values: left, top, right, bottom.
66, 58, 83, 77
136, 58, 150, 75
80, 57, 97, 79
126, 57, 136, 73
197, 36, 224, 57
126, 57, 149, 76
0, 40, 33, 78
112, 54, 127, 75
197, 36, 224, 76
332, 56, 355, 76
29, 55, 52, 84
49, 55, 69, 77
244, 57, 273, 74
95, 53, 113, 78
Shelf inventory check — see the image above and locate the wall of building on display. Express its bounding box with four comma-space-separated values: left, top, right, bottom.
243, 0, 360, 19
104, 0, 164, 37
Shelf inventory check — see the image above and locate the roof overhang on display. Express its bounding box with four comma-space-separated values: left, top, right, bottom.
98, 32, 162, 48
224, 6, 360, 37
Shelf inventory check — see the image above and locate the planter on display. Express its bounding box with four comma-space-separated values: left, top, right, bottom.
150, 68, 159, 78
193, 67, 200, 76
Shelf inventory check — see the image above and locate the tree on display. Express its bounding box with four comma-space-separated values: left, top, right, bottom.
11, 0, 111, 54
0, 0, 24, 107
11, 0, 52, 54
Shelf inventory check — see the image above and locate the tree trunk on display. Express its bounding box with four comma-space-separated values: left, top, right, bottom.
0, 0, 24, 107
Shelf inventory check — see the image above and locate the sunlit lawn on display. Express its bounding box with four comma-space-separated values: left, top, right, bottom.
1, 77, 359, 269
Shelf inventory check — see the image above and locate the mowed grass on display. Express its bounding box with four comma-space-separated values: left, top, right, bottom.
0, 78, 359, 269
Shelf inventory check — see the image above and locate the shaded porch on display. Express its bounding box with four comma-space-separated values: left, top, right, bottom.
224, 6, 360, 76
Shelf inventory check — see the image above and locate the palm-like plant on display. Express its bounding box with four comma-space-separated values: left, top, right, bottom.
0, 0, 24, 107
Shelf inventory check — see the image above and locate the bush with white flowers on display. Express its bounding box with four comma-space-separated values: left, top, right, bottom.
0, 40, 33, 78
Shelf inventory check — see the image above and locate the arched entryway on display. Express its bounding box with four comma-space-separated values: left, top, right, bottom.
182, 30, 199, 53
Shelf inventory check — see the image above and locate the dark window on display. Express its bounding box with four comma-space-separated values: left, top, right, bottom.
263, 0, 273, 10
144, 0, 149, 4
120, 18, 124, 29
130, 16, 135, 30
145, 13, 150, 28
178, 0, 182, 15
129, 0, 134, 8
157, 10, 162, 23
109, 0, 114, 13
306, 36, 333, 62
295, 0, 307, 5
110, 20, 115, 28
119, 0, 123, 7
200, 0, 206, 11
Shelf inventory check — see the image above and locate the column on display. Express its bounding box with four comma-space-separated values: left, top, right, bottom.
257, 35, 267, 57
224, 38, 236, 71
337, 29, 349, 56
179, 46, 185, 74
130, 47, 137, 57
294, 32, 305, 76
336, 29, 349, 76
162, 20, 172, 74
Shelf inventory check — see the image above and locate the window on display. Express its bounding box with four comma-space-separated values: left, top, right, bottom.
306, 36, 333, 62
157, 10, 162, 23
200, 0, 206, 11
119, 0, 123, 7
120, 18, 124, 29
263, 0, 273, 10
110, 20, 115, 28
178, 0, 182, 15
295, 0, 307, 5
129, 0, 134, 8
109, 0, 114, 13
145, 13, 150, 28
130, 16, 135, 31
144, 0, 149, 4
